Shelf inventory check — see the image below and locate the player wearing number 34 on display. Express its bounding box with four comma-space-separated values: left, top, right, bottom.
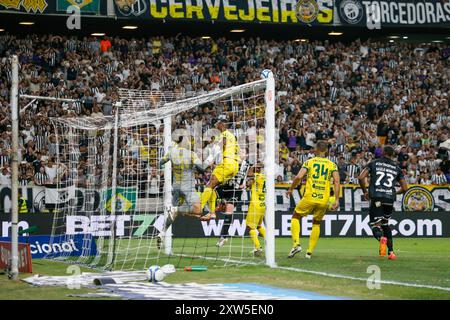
285, 141, 341, 259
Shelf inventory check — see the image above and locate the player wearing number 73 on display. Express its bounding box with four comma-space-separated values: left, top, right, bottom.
286, 141, 340, 259
357, 145, 408, 260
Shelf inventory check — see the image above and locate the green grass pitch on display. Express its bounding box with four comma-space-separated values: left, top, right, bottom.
0, 238, 449, 300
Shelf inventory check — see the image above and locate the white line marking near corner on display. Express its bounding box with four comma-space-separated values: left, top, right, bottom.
275, 266, 450, 292
169, 254, 450, 291
149, 253, 450, 292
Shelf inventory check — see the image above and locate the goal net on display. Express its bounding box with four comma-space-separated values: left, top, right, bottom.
47, 74, 276, 271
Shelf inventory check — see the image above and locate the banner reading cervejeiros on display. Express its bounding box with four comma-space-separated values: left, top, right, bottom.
114, 0, 334, 24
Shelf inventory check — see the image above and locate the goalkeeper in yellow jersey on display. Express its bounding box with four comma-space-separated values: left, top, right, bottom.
286, 141, 340, 259
245, 163, 266, 256
200, 115, 240, 221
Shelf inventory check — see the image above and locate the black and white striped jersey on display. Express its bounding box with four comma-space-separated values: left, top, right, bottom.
431, 173, 447, 185
34, 172, 49, 185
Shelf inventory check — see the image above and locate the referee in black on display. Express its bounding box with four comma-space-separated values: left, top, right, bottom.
358, 146, 408, 260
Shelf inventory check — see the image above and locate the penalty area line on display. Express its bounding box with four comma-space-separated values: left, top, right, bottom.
275, 266, 450, 292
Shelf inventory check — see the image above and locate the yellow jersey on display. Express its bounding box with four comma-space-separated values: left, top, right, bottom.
220, 130, 240, 162
301, 157, 337, 205
250, 172, 266, 212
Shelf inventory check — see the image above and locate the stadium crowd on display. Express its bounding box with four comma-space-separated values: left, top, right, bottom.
0, 33, 449, 190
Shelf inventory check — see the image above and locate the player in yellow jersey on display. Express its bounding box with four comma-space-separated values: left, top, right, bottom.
245, 163, 266, 256
286, 141, 340, 259
200, 116, 241, 221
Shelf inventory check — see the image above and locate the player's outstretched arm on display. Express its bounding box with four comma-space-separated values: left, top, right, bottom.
246, 166, 255, 188
286, 167, 307, 198
332, 171, 341, 210
358, 168, 369, 200
200, 150, 216, 172
158, 154, 170, 168
196, 155, 212, 173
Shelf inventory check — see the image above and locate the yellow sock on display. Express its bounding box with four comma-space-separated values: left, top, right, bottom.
249, 229, 261, 249
208, 190, 217, 213
291, 217, 301, 248
308, 223, 321, 254
201, 187, 213, 209
257, 225, 266, 239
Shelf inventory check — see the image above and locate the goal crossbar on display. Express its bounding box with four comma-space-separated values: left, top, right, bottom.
11, 69, 276, 271
49, 79, 268, 131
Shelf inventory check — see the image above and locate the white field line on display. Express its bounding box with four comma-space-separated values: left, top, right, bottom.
275, 266, 450, 292
47, 254, 450, 292
171, 253, 450, 292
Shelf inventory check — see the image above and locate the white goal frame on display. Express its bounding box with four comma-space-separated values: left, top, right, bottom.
8, 55, 277, 275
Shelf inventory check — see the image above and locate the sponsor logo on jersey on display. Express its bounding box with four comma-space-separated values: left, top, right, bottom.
339, 0, 364, 24
312, 183, 325, 191
296, 0, 319, 23
402, 186, 434, 211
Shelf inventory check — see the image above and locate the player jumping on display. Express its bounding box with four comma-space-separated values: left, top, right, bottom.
286, 141, 340, 259
157, 137, 210, 249
200, 115, 241, 221
357, 145, 408, 260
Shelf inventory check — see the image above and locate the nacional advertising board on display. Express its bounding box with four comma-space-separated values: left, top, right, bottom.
0, 234, 97, 259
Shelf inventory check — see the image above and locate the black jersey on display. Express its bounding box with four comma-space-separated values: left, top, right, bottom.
216, 160, 249, 202
366, 157, 404, 202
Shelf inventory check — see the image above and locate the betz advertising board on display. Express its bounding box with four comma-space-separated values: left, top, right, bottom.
0, 184, 448, 238
1, 211, 449, 238
0, 185, 448, 214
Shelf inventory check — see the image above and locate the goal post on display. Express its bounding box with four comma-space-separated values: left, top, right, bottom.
9, 55, 19, 280
264, 72, 276, 268
104, 108, 120, 270
163, 116, 173, 255
10, 71, 277, 271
